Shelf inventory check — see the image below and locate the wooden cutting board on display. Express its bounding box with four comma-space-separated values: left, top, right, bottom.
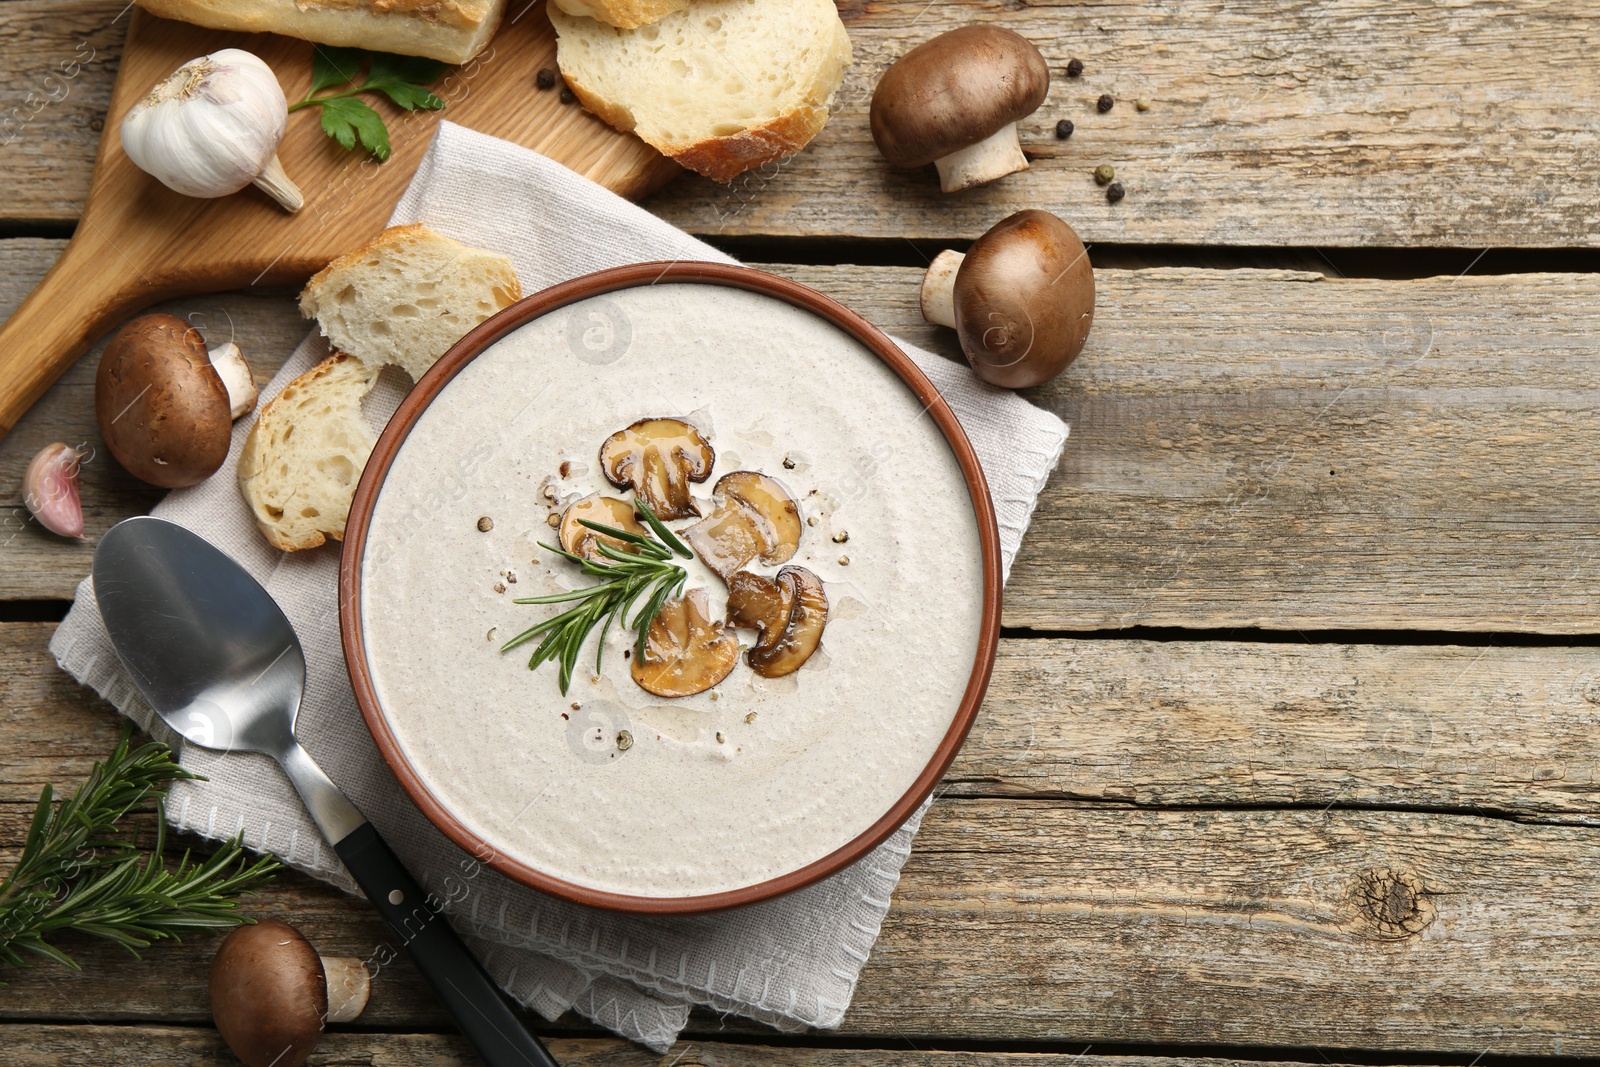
0, 3, 681, 443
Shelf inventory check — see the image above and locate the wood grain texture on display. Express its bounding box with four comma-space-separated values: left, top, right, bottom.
0, 3, 678, 441
0, 1024, 1412, 1067
8, 621, 1600, 1054
7, 245, 1600, 635
7, 1, 1600, 247
12, 620, 1600, 825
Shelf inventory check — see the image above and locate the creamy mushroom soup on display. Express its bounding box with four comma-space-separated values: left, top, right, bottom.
360, 283, 985, 899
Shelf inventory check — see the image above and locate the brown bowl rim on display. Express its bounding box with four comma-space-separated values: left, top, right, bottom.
339, 261, 1002, 915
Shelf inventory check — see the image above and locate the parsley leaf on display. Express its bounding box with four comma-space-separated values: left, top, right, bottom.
309, 46, 366, 94
319, 97, 391, 160
290, 48, 446, 159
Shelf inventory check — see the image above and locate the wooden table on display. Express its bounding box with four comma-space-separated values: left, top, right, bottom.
5, 2, 1600, 1063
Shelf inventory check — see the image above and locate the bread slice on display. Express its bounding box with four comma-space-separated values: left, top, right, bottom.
299, 224, 521, 383
549, 0, 688, 30
238, 353, 380, 552
549, 0, 852, 183
135, 0, 505, 65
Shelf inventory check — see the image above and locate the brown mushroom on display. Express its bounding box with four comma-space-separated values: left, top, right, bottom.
631, 587, 740, 697
598, 418, 714, 521
210, 918, 370, 1067
559, 493, 649, 561
870, 26, 1050, 193
920, 209, 1094, 388
95, 313, 258, 488
684, 471, 802, 581
726, 565, 828, 678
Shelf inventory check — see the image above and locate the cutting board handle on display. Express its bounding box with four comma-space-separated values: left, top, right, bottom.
0, 234, 157, 443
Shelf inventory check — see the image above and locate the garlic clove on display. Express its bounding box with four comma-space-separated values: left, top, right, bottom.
23, 443, 87, 540
251, 154, 303, 213
207, 341, 259, 419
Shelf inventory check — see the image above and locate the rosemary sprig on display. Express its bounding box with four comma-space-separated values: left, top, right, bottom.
0, 728, 279, 972
501, 499, 693, 693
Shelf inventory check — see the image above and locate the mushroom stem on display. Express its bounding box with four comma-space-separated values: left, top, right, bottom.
320, 956, 371, 1024
207, 341, 259, 419
919, 249, 965, 328
252, 153, 303, 213
932, 121, 1028, 193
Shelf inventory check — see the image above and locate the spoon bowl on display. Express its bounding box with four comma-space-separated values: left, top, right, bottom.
93, 517, 305, 759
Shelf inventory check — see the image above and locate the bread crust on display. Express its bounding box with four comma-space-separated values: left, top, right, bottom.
134, 0, 504, 64
548, 0, 688, 30
237, 352, 377, 552
554, 5, 851, 184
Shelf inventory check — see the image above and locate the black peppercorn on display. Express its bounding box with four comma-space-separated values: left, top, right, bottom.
560, 87, 576, 105
1106, 181, 1126, 203
1066, 58, 1084, 78
1055, 118, 1074, 139
536, 68, 556, 90
1097, 93, 1114, 113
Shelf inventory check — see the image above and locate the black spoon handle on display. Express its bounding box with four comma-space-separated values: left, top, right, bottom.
335, 821, 559, 1067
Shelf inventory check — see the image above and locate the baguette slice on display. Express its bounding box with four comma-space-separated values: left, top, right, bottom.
550, 0, 852, 183
549, 0, 688, 30
238, 353, 379, 552
135, 0, 505, 65
299, 224, 521, 383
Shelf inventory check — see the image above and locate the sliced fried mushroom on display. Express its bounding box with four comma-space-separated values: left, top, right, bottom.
726, 569, 793, 659
559, 493, 648, 561
684, 471, 803, 580
599, 418, 714, 520
733, 565, 829, 678
631, 588, 740, 697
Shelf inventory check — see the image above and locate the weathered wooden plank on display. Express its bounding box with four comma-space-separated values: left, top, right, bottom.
0, 2, 122, 226
6, 1027, 631, 1067
12, 619, 1600, 821
859, 799, 1600, 1054
8, 621, 1600, 1054
0, 1023, 1405, 1067
959, 638, 1600, 818
7, 243, 1600, 634
786, 264, 1600, 634
5, 1, 1600, 246
6, 780, 1600, 1052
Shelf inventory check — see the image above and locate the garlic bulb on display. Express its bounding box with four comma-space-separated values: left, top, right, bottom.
121, 49, 303, 213
23, 443, 86, 540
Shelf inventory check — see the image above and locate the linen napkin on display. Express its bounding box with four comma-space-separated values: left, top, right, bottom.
51, 121, 1067, 1051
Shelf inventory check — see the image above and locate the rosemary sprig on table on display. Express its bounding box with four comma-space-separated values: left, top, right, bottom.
502, 499, 695, 694
0, 728, 279, 972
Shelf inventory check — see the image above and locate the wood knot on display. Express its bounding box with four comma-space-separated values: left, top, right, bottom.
1351, 867, 1435, 940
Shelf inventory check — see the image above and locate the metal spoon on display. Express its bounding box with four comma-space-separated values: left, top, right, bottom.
93, 515, 557, 1067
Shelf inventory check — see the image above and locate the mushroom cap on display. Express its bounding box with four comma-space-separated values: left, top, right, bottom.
598, 417, 715, 521
631, 588, 740, 698
870, 25, 1050, 168
209, 919, 327, 1067
95, 313, 232, 488
559, 493, 648, 562
684, 471, 802, 581
953, 209, 1095, 388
